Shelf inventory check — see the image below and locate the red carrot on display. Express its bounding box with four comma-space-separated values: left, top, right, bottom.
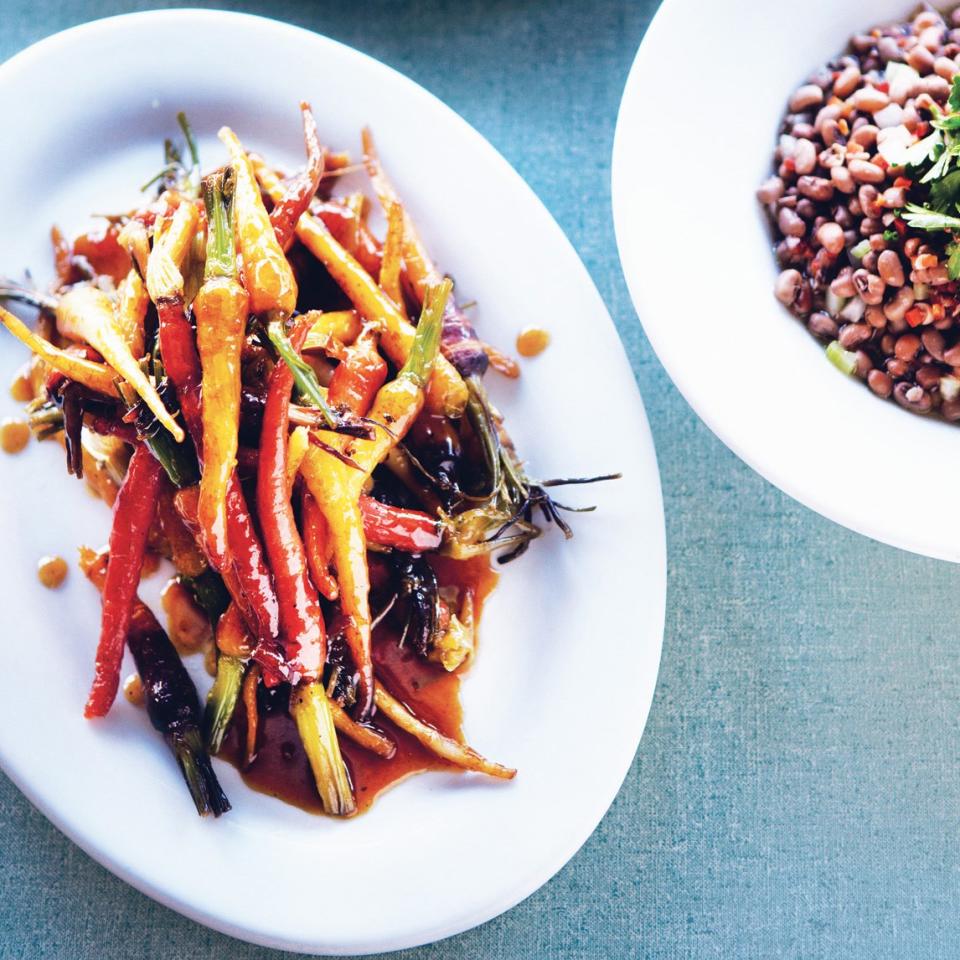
84, 444, 163, 717
327, 325, 387, 415
359, 497, 442, 552
256, 318, 326, 680
158, 295, 285, 683
269, 102, 325, 252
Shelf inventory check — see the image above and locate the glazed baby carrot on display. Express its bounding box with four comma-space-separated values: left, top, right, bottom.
195, 169, 249, 564
298, 281, 450, 719
114, 267, 147, 358
252, 159, 468, 417
326, 323, 387, 415
56, 284, 184, 442
218, 125, 297, 316
85, 444, 164, 718
269, 102, 324, 252
257, 316, 354, 814
0, 305, 120, 398
362, 128, 489, 377
256, 317, 326, 680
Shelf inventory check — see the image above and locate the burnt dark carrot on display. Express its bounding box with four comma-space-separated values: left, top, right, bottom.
80, 549, 230, 816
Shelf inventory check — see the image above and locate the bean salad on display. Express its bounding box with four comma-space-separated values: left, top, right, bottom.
760, 4, 960, 419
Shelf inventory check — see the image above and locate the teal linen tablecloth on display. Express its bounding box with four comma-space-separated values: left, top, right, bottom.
3, 1, 960, 957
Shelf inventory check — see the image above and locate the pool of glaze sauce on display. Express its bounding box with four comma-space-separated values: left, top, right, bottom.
222, 555, 498, 815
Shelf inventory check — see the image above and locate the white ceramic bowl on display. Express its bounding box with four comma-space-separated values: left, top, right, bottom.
0, 9, 666, 954
614, 0, 960, 562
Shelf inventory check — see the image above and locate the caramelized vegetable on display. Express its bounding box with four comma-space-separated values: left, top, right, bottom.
327, 323, 387, 415
362, 128, 490, 378
257, 317, 326, 680
0, 305, 119, 398
290, 682, 355, 816
374, 685, 514, 780
0, 109, 618, 821
378, 201, 408, 318
115, 268, 148, 358
151, 231, 287, 684
253, 159, 468, 417
85, 444, 164, 718
218, 126, 297, 316
269, 102, 325, 251
195, 169, 249, 563
257, 316, 354, 812
56, 285, 183, 442
299, 281, 450, 719
80, 548, 230, 815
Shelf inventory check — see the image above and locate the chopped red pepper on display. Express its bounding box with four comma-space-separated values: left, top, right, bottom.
894, 176, 913, 189
85, 444, 163, 718
905, 306, 927, 328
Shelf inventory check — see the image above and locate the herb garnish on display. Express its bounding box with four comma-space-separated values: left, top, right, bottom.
891, 75, 960, 279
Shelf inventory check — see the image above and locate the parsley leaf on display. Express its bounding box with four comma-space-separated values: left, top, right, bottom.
929, 168, 960, 212
935, 114, 960, 133
920, 142, 960, 183
950, 75, 960, 113
949, 241, 960, 280
901, 202, 960, 231
905, 130, 943, 168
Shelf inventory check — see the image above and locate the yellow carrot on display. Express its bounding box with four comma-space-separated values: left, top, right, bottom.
374, 684, 515, 779
115, 268, 147, 357
328, 699, 395, 759
362, 127, 441, 299
252, 158, 467, 417
302, 309, 362, 353
146, 199, 200, 302
286, 425, 309, 493
290, 682, 356, 816
56, 285, 183, 441
298, 282, 450, 718
218, 126, 298, 316
195, 170, 249, 565
379, 201, 408, 319
0, 305, 119, 397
